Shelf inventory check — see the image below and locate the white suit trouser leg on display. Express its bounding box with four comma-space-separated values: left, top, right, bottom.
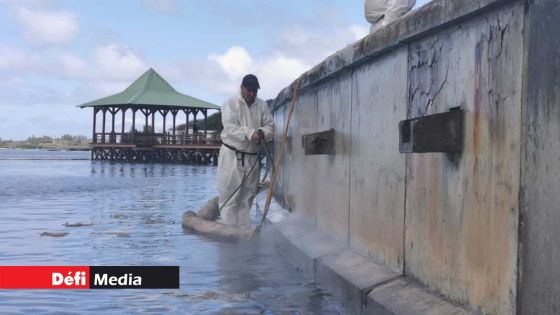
217, 147, 260, 227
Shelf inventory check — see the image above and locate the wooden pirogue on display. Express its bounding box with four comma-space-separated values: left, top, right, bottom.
181, 197, 253, 241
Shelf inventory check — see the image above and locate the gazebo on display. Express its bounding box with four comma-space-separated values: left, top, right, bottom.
78, 68, 222, 164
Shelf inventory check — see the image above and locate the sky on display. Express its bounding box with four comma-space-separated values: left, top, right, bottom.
0, 0, 431, 140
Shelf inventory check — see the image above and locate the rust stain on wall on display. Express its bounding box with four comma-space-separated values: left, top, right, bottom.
473, 40, 483, 156
405, 7, 522, 314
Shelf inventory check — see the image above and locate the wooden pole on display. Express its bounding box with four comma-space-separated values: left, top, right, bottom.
92, 107, 98, 144
186, 110, 190, 135
204, 109, 208, 136
102, 108, 106, 143
121, 108, 126, 134
131, 108, 136, 144
132, 109, 136, 133
193, 110, 198, 142
144, 110, 148, 133
111, 108, 115, 133
172, 110, 178, 136
151, 110, 155, 133
250, 78, 301, 238
162, 110, 168, 135
110, 107, 118, 143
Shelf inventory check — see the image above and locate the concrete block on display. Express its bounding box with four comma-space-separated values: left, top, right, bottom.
365, 278, 470, 315
273, 219, 346, 280
316, 250, 400, 315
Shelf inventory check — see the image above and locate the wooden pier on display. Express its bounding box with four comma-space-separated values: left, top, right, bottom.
79, 68, 222, 165
91, 134, 221, 164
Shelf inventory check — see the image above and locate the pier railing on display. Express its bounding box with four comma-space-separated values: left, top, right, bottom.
92, 132, 222, 147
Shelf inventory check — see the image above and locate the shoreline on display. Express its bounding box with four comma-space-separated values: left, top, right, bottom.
0, 147, 90, 151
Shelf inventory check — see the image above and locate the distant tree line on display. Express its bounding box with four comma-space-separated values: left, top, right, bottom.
0, 134, 90, 149
175, 112, 223, 132
201, 112, 223, 131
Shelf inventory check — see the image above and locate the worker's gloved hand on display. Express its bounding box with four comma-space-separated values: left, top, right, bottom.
256, 129, 265, 143
253, 129, 265, 144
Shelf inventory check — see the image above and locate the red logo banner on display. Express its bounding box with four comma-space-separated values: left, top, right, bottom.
0, 266, 90, 289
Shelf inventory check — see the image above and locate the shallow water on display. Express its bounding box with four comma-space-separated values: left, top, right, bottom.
0, 149, 343, 314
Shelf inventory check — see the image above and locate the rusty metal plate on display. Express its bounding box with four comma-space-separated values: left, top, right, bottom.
302, 129, 335, 155
399, 110, 464, 153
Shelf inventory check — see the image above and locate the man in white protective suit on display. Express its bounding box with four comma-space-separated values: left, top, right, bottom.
365, 0, 416, 33
217, 74, 274, 227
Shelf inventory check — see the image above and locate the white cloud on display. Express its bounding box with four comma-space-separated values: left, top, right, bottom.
142, 0, 180, 14
58, 53, 88, 77
0, 0, 54, 7
348, 24, 370, 41
258, 54, 309, 98
93, 45, 147, 80
0, 46, 43, 74
272, 23, 367, 68
151, 22, 362, 101
0, 76, 25, 89
0, 43, 147, 106
208, 46, 253, 80
15, 7, 79, 45
59, 44, 147, 82
0, 0, 374, 139
169, 46, 309, 100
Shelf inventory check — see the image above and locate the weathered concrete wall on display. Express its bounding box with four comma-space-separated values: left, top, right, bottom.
283, 91, 318, 225
518, 0, 560, 313
349, 49, 408, 271
316, 71, 352, 238
269, 0, 560, 313
404, 4, 524, 314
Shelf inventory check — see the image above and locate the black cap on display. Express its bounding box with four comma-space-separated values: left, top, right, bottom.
241, 74, 260, 90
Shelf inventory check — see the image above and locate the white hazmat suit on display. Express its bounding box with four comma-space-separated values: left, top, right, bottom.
217, 93, 274, 227
365, 0, 416, 32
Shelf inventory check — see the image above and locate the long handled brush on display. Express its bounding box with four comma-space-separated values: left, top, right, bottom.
248, 78, 302, 239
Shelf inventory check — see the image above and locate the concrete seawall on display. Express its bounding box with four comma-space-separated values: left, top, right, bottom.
268, 0, 560, 313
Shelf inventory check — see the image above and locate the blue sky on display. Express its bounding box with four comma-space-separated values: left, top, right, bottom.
0, 0, 431, 140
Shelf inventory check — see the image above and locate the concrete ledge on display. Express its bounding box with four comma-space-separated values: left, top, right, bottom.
274, 218, 346, 279
256, 194, 471, 314
317, 250, 400, 314
365, 278, 470, 315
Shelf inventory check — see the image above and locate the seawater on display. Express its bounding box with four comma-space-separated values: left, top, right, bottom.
0, 149, 343, 314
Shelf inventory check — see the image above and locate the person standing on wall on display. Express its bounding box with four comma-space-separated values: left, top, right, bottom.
365, 0, 416, 32
217, 74, 274, 227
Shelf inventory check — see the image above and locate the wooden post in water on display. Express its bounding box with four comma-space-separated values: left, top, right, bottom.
185, 110, 190, 135
204, 109, 208, 137
121, 108, 126, 138
143, 109, 149, 133
151, 110, 155, 134
92, 107, 98, 144
101, 108, 106, 143
132, 109, 136, 134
